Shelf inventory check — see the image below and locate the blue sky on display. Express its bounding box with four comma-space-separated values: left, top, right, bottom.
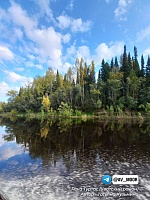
0, 0, 150, 102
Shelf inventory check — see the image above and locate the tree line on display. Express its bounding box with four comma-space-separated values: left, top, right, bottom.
0, 45, 150, 115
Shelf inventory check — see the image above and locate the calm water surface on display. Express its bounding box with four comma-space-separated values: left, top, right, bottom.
0, 117, 150, 200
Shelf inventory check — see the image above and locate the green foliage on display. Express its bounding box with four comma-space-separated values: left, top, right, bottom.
10, 109, 18, 116
107, 105, 114, 116
2, 46, 150, 116
145, 103, 150, 114
75, 109, 82, 116
58, 102, 73, 116
26, 109, 32, 116
0, 103, 4, 113
48, 108, 57, 116
116, 106, 123, 115
96, 100, 102, 109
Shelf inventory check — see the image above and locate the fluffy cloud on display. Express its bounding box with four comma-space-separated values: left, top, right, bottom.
0, 46, 14, 60
77, 46, 91, 61
8, 1, 37, 33
0, 82, 10, 100
33, 0, 53, 19
66, 45, 76, 57
0, 81, 20, 102
0, 71, 33, 102
25, 61, 43, 70
3, 70, 33, 84
57, 14, 92, 32
62, 34, 71, 44
8, 1, 65, 70
136, 25, 150, 42
93, 41, 124, 64
75, 42, 124, 65
114, 0, 133, 21
0, 145, 23, 161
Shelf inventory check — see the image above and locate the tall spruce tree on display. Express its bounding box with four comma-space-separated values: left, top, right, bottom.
120, 45, 128, 82
110, 58, 114, 71
146, 56, 150, 86
115, 56, 119, 68
140, 54, 145, 77
133, 46, 140, 77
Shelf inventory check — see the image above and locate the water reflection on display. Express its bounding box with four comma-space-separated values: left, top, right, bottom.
0, 117, 150, 200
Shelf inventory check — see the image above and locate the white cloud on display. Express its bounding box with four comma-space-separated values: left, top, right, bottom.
35, 64, 43, 70
27, 54, 36, 60
14, 67, 25, 72
114, 0, 133, 21
63, 62, 73, 72
62, 33, 71, 44
0, 81, 20, 102
74, 41, 124, 66
0, 145, 23, 161
72, 18, 92, 32
0, 46, 14, 60
92, 41, 124, 65
66, 45, 76, 57
25, 61, 43, 70
8, 1, 64, 70
143, 47, 150, 57
0, 82, 10, 100
57, 15, 71, 29
8, 1, 37, 34
3, 70, 33, 84
33, 0, 53, 19
13, 28, 23, 40
57, 14, 92, 32
0, 7, 10, 22
77, 46, 91, 62
136, 25, 150, 42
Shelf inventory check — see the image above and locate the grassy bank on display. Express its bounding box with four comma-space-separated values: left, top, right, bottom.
0, 110, 149, 121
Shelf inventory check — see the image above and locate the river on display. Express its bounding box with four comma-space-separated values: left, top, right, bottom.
0, 117, 149, 200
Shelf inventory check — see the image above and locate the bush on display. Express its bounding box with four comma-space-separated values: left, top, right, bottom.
48, 108, 57, 116
58, 102, 73, 116
107, 105, 114, 116
75, 109, 82, 116
116, 105, 123, 115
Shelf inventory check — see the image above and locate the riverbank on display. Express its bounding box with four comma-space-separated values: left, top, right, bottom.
0, 110, 149, 120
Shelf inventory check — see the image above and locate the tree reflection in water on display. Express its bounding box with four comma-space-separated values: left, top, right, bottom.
0, 117, 149, 170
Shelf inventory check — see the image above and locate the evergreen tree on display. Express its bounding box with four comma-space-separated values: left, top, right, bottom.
127, 53, 132, 76
120, 45, 128, 82
110, 58, 114, 71
101, 59, 110, 82
114, 56, 119, 68
76, 71, 79, 85
133, 46, 140, 77
146, 56, 150, 86
89, 61, 95, 84
140, 54, 145, 77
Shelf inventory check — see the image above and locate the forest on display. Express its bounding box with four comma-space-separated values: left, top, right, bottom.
0, 45, 150, 117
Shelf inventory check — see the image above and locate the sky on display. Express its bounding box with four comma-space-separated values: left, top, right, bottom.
0, 0, 150, 102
